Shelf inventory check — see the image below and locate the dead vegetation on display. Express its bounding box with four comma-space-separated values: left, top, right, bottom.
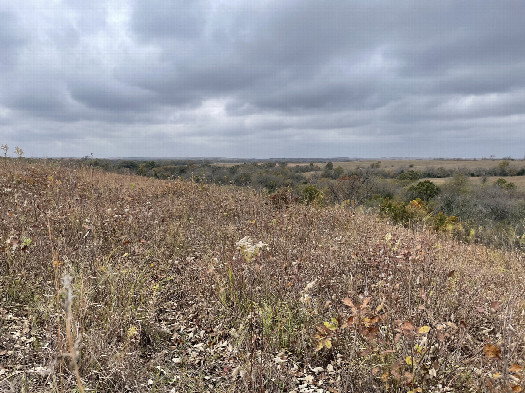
1, 159, 524, 392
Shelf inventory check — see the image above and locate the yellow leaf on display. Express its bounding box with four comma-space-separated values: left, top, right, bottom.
417, 325, 431, 334
364, 316, 379, 326
324, 319, 338, 331
492, 372, 501, 379
127, 325, 138, 338
405, 356, 413, 366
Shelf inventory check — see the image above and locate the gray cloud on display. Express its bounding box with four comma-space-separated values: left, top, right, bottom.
0, 1, 524, 158
0, 10, 27, 70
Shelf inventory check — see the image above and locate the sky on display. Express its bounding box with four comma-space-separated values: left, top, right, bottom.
0, 1, 524, 159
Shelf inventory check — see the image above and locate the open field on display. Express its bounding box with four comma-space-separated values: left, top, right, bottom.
290, 159, 525, 172
1, 160, 524, 392
426, 175, 525, 190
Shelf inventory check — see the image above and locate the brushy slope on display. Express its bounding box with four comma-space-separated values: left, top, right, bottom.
1, 160, 524, 392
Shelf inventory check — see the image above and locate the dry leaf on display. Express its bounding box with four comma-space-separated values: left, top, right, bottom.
489, 301, 500, 311
364, 316, 379, 326
509, 364, 522, 373
401, 321, 415, 334
361, 297, 371, 309
484, 344, 502, 359
343, 297, 354, 307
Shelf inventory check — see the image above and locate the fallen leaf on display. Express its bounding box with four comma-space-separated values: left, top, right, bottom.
401, 321, 415, 334
361, 297, 371, 309
417, 325, 431, 334
343, 297, 354, 307
484, 344, 502, 360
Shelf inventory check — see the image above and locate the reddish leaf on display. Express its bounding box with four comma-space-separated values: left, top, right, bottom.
401, 321, 415, 334
364, 326, 379, 339
484, 344, 502, 360
489, 301, 500, 311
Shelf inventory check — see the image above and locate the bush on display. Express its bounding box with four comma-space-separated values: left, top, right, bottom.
494, 178, 516, 191
300, 184, 325, 205
396, 169, 421, 181
407, 180, 440, 202
379, 198, 413, 226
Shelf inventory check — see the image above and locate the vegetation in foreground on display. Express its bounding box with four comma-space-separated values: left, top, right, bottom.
1, 159, 524, 392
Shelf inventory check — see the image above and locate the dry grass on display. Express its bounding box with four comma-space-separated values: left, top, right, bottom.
1, 159, 524, 392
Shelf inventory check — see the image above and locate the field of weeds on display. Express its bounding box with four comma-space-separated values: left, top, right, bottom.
1, 160, 524, 392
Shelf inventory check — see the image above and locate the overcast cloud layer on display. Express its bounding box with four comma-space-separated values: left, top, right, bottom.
1, 1, 524, 158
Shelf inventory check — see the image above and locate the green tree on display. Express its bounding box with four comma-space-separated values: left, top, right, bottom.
498, 160, 510, 176
397, 170, 421, 181
408, 180, 440, 202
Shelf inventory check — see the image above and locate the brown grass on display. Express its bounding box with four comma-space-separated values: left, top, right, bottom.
1, 159, 524, 392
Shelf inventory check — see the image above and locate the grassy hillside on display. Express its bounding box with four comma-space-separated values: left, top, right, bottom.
1, 160, 524, 392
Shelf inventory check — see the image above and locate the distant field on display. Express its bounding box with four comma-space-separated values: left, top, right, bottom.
290, 159, 525, 172
426, 175, 525, 190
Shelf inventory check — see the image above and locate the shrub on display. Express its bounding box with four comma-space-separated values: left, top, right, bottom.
407, 180, 440, 202
494, 178, 516, 191
396, 169, 421, 181
380, 198, 413, 226
300, 184, 325, 205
